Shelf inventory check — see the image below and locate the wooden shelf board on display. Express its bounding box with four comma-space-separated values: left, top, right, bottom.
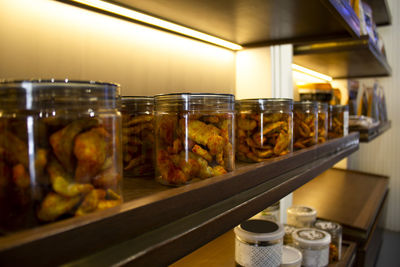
293, 168, 389, 235
0, 134, 359, 266
350, 120, 391, 143
61, 0, 360, 46
293, 37, 391, 79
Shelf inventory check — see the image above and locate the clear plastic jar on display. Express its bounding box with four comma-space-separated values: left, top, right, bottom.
287, 206, 317, 228
317, 103, 328, 144
328, 105, 349, 139
293, 102, 318, 150
121, 96, 154, 177
236, 99, 293, 162
281, 245, 302, 267
284, 224, 298, 246
292, 228, 331, 267
154, 93, 235, 186
0, 80, 123, 234
253, 201, 281, 223
314, 220, 342, 262
234, 219, 284, 267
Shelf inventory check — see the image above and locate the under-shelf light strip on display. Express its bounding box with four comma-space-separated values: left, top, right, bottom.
67, 0, 243, 51
292, 64, 332, 82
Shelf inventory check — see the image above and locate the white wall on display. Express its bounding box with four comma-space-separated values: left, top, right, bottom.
0, 0, 235, 96
347, 0, 400, 231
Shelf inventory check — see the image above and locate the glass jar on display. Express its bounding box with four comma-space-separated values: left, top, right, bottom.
253, 201, 281, 223
287, 206, 317, 228
281, 245, 302, 267
284, 224, 298, 246
154, 93, 235, 186
0, 80, 123, 234
236, 99, 293, 162
121, 96, 154, 177
292, 228, 331, 267
328, 105, 349, 139
314, 220, 342, 262
293, 101, 318, 150
234, 219, 285, 267
317, 102, 328, 144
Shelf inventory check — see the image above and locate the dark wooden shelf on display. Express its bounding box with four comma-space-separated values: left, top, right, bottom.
293, 36, 391, 78
63, 0, 361, 46
293, 168, 388, 238
350, 120, 391, 142
0, 133, 359, 267
171, 230, 357, 267
364, 0, 392, 26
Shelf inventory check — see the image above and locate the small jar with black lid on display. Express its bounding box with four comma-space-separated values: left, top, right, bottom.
292, 228, 331, 267
234, 219, 285, 267
236, 98, 293, 162
154, 93, 235, 186
293, 101, 318, 150
121, 96, 154, 177
317, 102, 328, 143
314, 220, 342, 262
328, 105, 349, 139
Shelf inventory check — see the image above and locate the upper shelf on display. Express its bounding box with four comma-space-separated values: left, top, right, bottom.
0, 133, 359, 267
293, 36, 392, 78
75, 0, 361, 46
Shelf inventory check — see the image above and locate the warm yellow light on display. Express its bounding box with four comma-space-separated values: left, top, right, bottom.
67, 0, 243, 51
292, 64, 332, 82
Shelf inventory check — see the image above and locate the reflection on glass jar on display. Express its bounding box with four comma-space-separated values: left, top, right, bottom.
154, 93, 235, 186
0, 80, 123, 234
328, 105, 349, 139
293, 102, 318, 150
121, 96, 154, 177
317, 102, 328, 144
236, 99, 293, 162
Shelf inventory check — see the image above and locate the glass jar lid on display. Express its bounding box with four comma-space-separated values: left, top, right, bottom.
314, 220, 342, 234
287, 206, 317, 218
236, 98, 293, 111
121, 96, 154, 110
0, 79, 120, 110
294, 101, 318, 111
330, 104, 349, 112
281, 245, 303, 267
154, 93, 234, 111
234, 219, 284, 243
292, 228, 331, 247
317, 102, 328, 111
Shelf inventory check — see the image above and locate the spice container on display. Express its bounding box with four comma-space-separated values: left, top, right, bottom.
154, 93, 235, 186
121, 96, 154, 177
284, 224, 298, 246
287, 206, 317, 228
234, 219, 284, 267
0, 80, 123, 234
281, 245, 302, 267
292, 228, 331, 267
253, 202, 280, 222
293, 101, 318, 150
236, 98, 293, 162
314, 220, 342, 262
317, 102, 328, 143
328, 105, 349, 139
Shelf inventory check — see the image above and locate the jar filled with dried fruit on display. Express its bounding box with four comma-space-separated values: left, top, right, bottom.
314, 220, 342, 262
0, 80, 123, 234
154, 93, 235, 186
317, 103, 328, 143
293, 101, 318, 150
328, 105, 349, 139
121, 96, 154, 177
236, 98, 293, 162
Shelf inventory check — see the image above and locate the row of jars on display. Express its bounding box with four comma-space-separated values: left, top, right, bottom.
0, 80, 348, 234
